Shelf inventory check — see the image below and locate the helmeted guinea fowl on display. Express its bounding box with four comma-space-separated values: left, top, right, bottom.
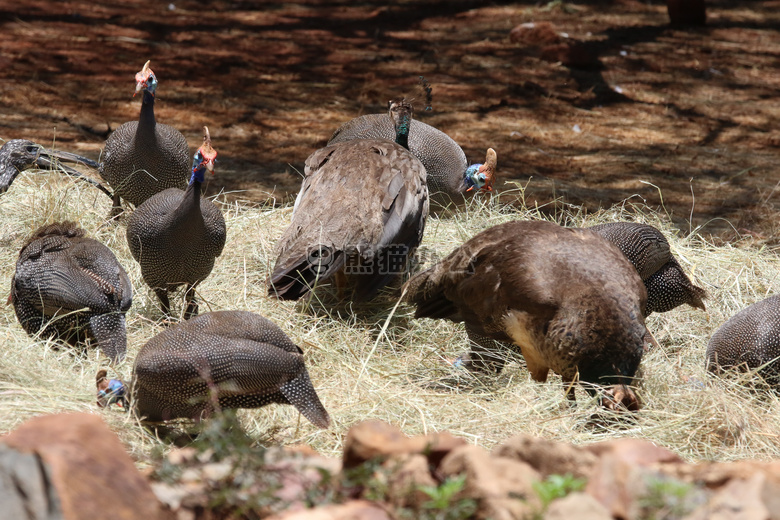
95, 310, 331, 428
268, 98, 429, 301
10, 222, 132, 363
588, 222, 706, 315
328, 107, 496, 205
405, 220, 649, 410
0, 139, 112, 197
706, 295, 780, 387
126, 127, 226, 319
100, 60, 189, 214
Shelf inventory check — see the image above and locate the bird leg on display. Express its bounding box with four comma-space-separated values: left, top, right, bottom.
184, 285, 199, 320
154, 288, 171, 318
109, 193, 124, 220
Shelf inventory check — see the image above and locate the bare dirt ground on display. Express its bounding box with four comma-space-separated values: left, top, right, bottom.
2, 0, 779, 240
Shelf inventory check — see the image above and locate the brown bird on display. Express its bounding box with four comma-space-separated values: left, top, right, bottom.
706, 295, 780, 387
96, 311, 330, 428
405, 220, 648, 409
269, 99, 428, 301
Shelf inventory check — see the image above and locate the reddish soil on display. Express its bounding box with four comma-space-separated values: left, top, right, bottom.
2, 0, 779, 240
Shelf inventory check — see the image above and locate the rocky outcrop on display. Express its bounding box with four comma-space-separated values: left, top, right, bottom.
0, 413, 170, 520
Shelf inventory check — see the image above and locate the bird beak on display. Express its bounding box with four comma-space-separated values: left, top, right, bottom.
478, 148, 497, 192
206, 160, 215, 175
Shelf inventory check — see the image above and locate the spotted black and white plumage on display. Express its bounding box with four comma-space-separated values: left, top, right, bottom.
706, 295, 780, 386
269, 99, 429, 301
11, 222, 132, 362
129, 310, 330, 427
328, 111, 496, 205
0, 139, 111, 197
100, 60, 189, 212
126, 127, 225, 319
588, 222, 706, 316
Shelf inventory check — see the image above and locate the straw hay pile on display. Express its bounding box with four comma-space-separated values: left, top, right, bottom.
1, 169, 779, 467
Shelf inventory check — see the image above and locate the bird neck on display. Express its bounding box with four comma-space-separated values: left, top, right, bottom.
394, 115, 411, 149
138, 90, 156, 131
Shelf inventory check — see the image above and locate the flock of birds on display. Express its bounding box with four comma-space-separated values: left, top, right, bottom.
2, 60, 779, 431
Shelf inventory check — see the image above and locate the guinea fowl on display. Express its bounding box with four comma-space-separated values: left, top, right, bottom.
100, 60, 189, 214
588, 222, 706, 315
706, 295, 780, 387
11, 222, 132, 363
0, 139, 112, 197
126, 127, 225, 320
328, 108, 497, 205
269, 98, 429, 301
405, 220, 649, 410
95, 311, 331, 428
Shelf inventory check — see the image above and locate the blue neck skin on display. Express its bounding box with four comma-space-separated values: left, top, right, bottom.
464, 164, 487, 191
190, 152, 207, 185
395, 115, 410, 149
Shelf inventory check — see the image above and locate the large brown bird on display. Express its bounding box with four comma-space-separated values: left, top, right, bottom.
96, 311, 330, 428
405, 220, 649, 409
269, 99, 429, 301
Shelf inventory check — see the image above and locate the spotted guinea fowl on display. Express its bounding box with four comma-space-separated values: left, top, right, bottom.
328, 109, 496, 205
269, 98, 429, 301
100, 60, 189, 214
96, 311, 330, 428
0, 139, 112, 197
706, 295, 780, 387
126, 127, 225, 319
588, 222, 706, 315
405, 220, 649, 410
10, 222, 132, 362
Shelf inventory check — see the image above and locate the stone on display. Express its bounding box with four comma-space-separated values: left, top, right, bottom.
544, 492, 612, 520
439, 445, 541, 520
384, 454, 437, 509
494, 434, 597, 480
342, 420, 466, 469
266, 499, 391, 520
509, 22, 561, 46
1, 412, 170, 520
585, 438, 682, 519
685, 472, 769, 520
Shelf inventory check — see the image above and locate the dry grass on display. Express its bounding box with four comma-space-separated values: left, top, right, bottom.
1, 169, 780, 467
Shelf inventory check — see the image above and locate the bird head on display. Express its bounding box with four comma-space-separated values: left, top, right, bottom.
190, 126, 217, 184
464, 148, 497, 193
134, 60, 158, 97
388, 98, 414, 149
0, 140, 100, 193
96, 369, 129, 410
600, 384, 641, 412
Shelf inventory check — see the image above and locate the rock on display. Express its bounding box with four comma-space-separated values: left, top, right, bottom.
494, 434, 597, 480
266, 499, 391, 520
585, 438, 682, 519
685, 472, 769, 520
1, 412, 169, 520
342, 420, 466, 469
439, 445, 541, 520
509, 22, 561, 46
544, 492, 612, 520
384, 454, 437, 509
